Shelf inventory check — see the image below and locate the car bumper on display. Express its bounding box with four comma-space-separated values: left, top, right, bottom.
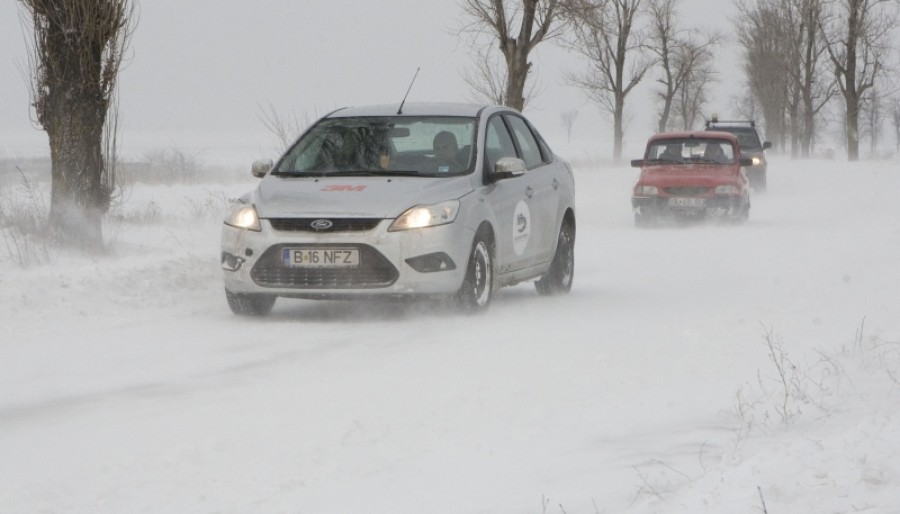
221, 219, 475, 298
632, 196, 747, 218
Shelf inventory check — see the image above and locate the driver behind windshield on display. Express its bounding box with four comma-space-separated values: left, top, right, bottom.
659, 143, 682, 161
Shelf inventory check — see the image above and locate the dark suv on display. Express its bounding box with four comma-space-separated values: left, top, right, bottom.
704, 118, 771, 192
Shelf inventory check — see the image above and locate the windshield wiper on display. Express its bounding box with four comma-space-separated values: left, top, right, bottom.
320, 170, 380, 176
375, 170, 421, 176
326, 170, 423, 177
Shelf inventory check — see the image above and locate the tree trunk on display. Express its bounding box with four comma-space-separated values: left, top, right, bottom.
40, 14, 110, 251
846, 93, 860, 161
504, 47, 530, 112
47, 97, 107, 250
613, 93, 625, 162
843, 0, 860, 161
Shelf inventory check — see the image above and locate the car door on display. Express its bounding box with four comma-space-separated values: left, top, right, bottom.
503, 114, 559, 266
482, 114, 536, 273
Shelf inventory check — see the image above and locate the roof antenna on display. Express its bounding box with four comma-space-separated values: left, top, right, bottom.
397, 67, 420, 115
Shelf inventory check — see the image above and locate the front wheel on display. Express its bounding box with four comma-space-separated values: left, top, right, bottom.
455, 233, 494, 314
225, 289, 277, 316
535, 220, 575, 295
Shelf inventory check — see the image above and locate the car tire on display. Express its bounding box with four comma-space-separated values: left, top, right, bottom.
535, 220, 575, 296
455, 231, 494, 314
226, 289, 277, 316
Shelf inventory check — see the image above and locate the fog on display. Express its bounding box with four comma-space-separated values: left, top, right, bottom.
2, 152, 899, 512
1, 0, 742, 162
2, 2, 899, 512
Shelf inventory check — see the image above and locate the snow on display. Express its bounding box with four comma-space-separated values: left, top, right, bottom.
2, 153, 899, 513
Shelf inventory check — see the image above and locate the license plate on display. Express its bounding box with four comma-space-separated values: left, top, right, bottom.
668, 197, 705, 208
282, 248, 359, 268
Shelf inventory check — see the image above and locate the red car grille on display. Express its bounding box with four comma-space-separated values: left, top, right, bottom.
665, 186, 709, 196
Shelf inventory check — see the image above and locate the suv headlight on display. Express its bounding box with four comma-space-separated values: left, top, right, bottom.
389, 200, 459, 231
224, 203, 261, 231
751, 156, 762, 166
634, 185, 658, 196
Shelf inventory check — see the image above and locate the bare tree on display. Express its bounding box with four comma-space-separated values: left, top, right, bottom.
462, 45, 542, 108
782, 0, 836, 157
672, 39, 718, 130
560, 109, 579, 142
647, 0, 720, 132
257, 102, 315, 153
820, 0, 897, 161
891, 97, 900, 152
18, 0, 135, 251
860, 86, 885, 155
461, 0, 573, 111
736, 0, 793, 151
567, 0, 651, 161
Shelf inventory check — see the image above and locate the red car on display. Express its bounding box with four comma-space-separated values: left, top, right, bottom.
630, 131, 752, 227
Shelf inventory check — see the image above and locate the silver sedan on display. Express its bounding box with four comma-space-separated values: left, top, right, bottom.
221, 102, 575, 315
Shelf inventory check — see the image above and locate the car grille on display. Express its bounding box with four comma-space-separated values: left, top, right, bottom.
250, 244, 398, 289
268, 218, 383, 232
665, 186, 709, 196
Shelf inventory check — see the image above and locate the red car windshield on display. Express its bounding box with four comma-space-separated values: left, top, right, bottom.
647, 139, 736, 164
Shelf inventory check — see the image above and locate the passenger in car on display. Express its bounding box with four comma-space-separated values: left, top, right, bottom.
703, 143, 727, 163
659, 143, 683, 161
432, 131, 463, 173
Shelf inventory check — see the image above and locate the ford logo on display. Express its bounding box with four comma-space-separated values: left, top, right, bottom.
310, 219, 333, 231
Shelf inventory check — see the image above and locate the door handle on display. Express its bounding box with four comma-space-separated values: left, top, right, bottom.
552, 178, 559, 189
525, 186, 534, 198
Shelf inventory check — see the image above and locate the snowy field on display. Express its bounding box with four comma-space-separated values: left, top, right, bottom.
1, 152, 899, 513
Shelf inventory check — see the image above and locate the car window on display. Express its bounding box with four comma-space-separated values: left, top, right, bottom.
647, 138, 736, 164
708, 126, 762, 150
274, 116, 476, 176
484, 116, 517, 172
505, 115, 544, 169
734, 132, 762, 151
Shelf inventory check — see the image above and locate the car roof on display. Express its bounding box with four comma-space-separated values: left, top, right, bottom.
326, 102, 511, 118
648, 131, 739, 144
707, 125, 758, 134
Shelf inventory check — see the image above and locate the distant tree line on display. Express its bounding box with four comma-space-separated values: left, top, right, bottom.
10, 0, 900, 253
461, 0, 899, 162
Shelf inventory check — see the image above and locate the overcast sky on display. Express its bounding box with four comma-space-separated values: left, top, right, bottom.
1, 0, 739, 158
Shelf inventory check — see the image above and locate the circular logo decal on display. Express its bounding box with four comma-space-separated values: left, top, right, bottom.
512, 201, 531, 255
310, 219, 333, 231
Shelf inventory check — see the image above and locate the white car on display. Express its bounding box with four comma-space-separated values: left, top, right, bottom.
221, 102, 576, 315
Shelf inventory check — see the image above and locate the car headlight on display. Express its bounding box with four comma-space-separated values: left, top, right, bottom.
388, 200, 459, 231
752, 157, 762, 166
224, 203, 261, 231
634, 185, 658, 196
715, 185, 740, 195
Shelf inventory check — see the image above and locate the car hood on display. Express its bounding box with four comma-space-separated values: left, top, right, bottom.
251, 174, 475, 218
640, 165, 739, 186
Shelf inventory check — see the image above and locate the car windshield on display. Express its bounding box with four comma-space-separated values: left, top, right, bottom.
273, 116, 477, 177
708, 127, 762, 150
646, 138, 737, 164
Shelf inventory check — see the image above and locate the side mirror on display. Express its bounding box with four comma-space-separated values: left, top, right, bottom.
630, 159, 644, 168
739, 157, 754, 166
251, 159, 273, 178
493, 157, 527, 178
762, 141, 772, 150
